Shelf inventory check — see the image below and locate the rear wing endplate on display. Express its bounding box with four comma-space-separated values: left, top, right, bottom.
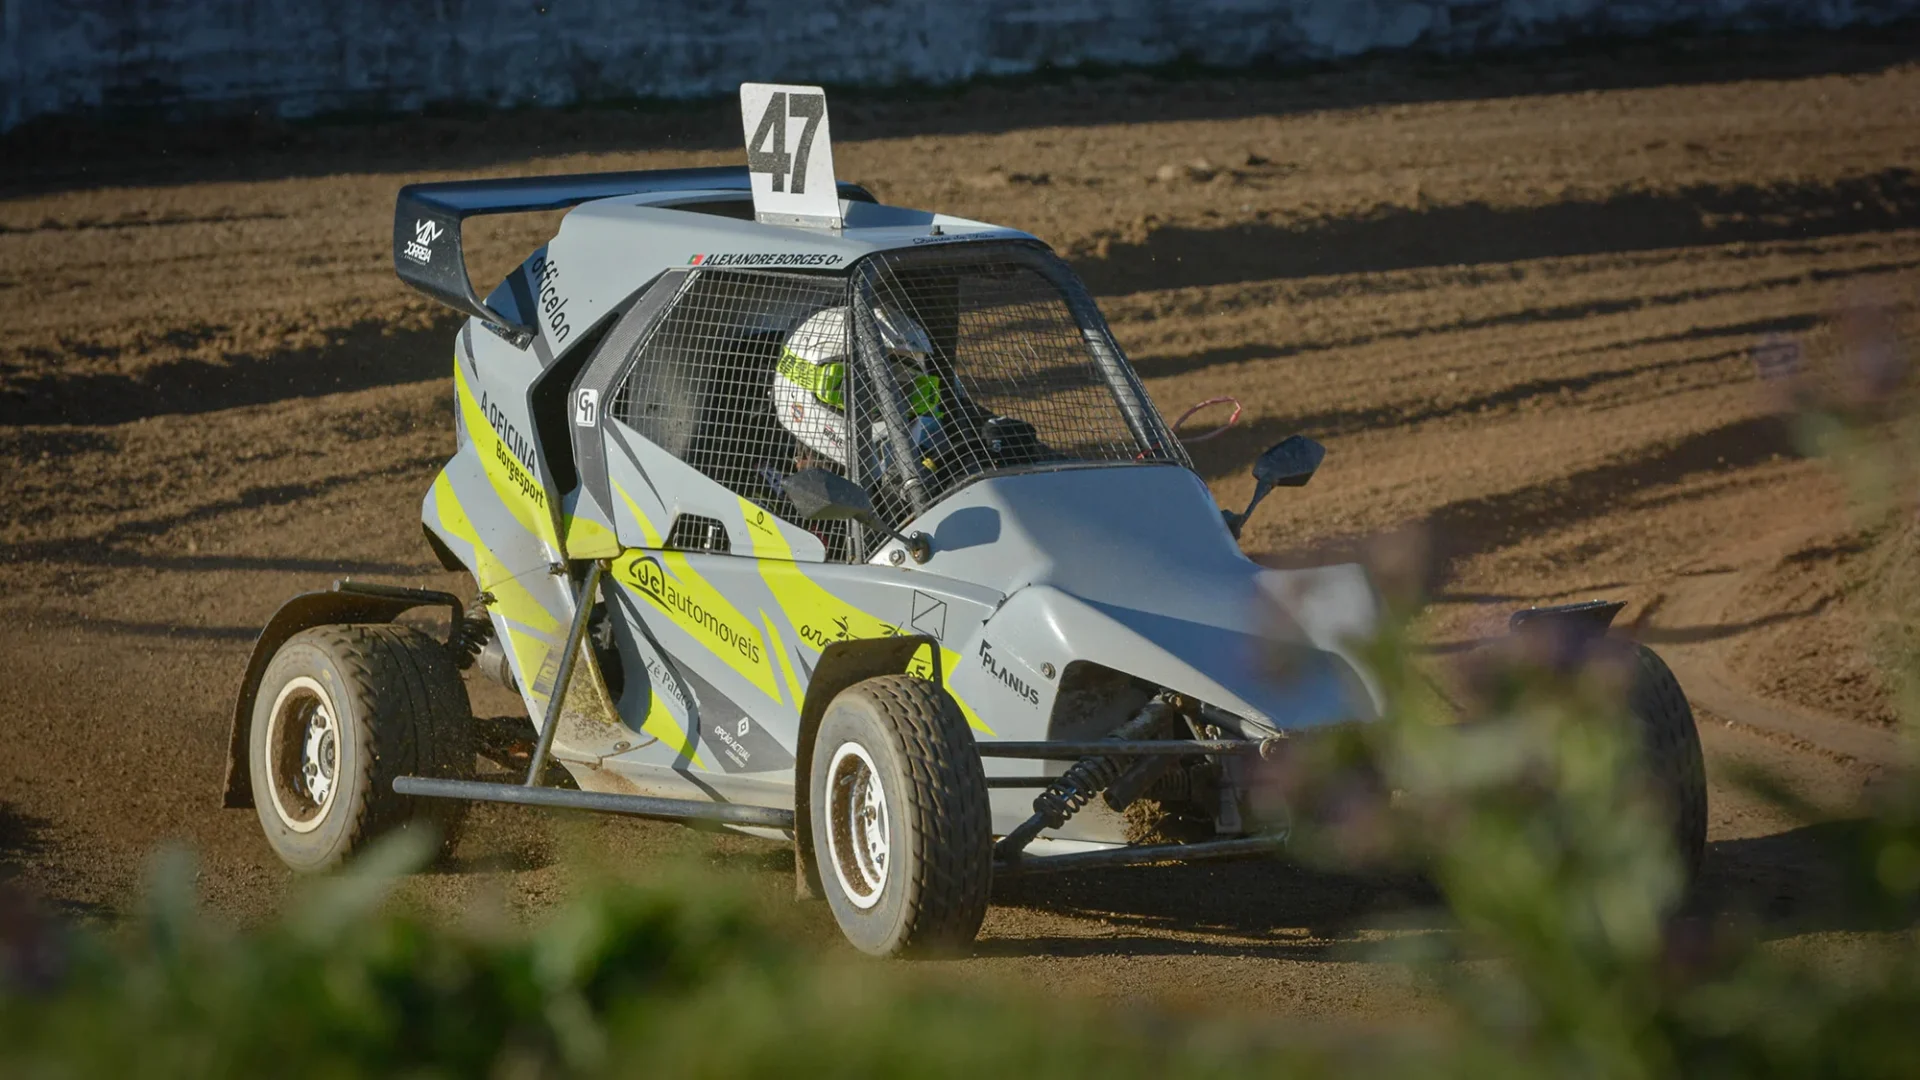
393, 165, 876, 345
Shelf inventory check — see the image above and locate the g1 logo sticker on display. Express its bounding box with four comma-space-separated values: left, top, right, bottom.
573, 388, 599, 428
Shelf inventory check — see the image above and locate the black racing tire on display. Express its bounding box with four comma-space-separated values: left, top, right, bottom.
1624, 643, 1709, 890
248, 623, 474, 873
808, 674, 992, 958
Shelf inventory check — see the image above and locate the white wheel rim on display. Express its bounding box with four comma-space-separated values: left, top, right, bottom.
824, 741, 890, 910
264, 676, 341, 834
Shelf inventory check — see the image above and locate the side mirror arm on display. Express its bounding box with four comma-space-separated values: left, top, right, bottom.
1222, 435, 1324, 541
1221, 479, 1276, 540
859, 513, 934, 564
780, 466, 933, 563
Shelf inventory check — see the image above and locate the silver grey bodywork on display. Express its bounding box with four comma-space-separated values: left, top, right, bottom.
414, 182, 1383, 849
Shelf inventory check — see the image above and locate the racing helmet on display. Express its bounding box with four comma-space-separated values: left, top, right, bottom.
773, 305, 939, 467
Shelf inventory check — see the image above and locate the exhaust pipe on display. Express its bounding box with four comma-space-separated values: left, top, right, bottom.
473, 632, 517, 693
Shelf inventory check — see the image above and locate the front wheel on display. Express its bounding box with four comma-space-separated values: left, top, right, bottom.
248, 624, 473, 872
809, 675, 991, 957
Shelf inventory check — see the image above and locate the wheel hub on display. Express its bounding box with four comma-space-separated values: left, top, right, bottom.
825, 742, 890, 909
265, 676, 342, 834
301, 717, 337, 805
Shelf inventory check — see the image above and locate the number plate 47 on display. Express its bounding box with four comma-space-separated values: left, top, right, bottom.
739, 83, 842, 227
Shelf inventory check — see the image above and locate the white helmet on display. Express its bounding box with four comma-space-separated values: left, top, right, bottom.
773, 305, 938, 467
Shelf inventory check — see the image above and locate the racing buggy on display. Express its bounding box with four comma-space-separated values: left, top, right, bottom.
223, 85, 1706, 956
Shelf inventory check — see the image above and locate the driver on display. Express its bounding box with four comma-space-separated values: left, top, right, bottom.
772, 304, 945, 477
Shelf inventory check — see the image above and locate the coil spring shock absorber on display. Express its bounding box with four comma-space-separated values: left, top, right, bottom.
448, 592, 495, 670
994, 697, 1180, 863
1028, 755, 1125, 830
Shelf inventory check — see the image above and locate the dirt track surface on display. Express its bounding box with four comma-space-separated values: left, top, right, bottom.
3, 34, 1917, 1016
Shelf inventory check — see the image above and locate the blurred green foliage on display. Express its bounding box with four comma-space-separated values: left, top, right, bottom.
4, 597, 1912, 1079
0, 834, 1337, 1080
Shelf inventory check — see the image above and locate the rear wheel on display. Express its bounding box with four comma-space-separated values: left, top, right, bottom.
249, 624, 473, 872
809, 675, 991, 957
1625, 643, 1708, 889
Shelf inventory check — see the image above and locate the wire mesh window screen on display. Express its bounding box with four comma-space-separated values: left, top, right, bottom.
854, 243, 1187, 514
608, 269, 851, 533
665, 513, 731, 553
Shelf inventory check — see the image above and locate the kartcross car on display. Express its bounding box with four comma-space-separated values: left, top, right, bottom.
222, 85, 1707, 956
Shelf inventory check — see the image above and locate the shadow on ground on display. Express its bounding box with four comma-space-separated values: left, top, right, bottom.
0, 803, 53, 881
962, 817, 1909, 960
0, 802, 108, 921
981, 859, 1443, 961
1135, 285, 1844, 385
1696, 818, 1920, 935
0, 450, 447, 577
1080, 169, 1920, 296
0, 315, 460, 427
1226, 412, 1801, 578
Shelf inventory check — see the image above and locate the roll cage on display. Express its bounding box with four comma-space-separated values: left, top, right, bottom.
561, 241, 1188, 560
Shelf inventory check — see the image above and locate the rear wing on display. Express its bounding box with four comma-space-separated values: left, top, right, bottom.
393, 165, 877, 344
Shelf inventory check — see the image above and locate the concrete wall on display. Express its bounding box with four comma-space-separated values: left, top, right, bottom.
2, 0, 1914, 133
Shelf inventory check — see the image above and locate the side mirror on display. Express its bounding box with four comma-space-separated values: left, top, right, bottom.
1253, 434, 1325, 489
782, 467, 875, 522
781, 468, 933, 563
1222, 435, 1325, 540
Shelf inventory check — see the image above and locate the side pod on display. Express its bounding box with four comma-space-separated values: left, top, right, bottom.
221, 582, 464, 808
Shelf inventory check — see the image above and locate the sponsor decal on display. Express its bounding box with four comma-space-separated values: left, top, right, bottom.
793, 606, 936, 680
799, 612, 876, 650
403, 218, 442, 265
687, 252, 844, 268
704, 710, 795, 773
530, 648, 613, 726
744, 506, 776, 539
755, 555, 989, 733
908, 229, 1022, 246
529, 255, 572, 344
905, 650, 937, 681
478, 390, 546, 510
909, 591, 948, 640
644, 654, 689, 712
979, 639, 1041, 707
573, 388, 599, 428
711, 717, 755, 768
624, 555, 765, 667
530, 648, 560, 698
490, 442, 546, 510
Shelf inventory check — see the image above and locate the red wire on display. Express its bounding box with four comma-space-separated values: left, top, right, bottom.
1172, 396, 1242, 443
